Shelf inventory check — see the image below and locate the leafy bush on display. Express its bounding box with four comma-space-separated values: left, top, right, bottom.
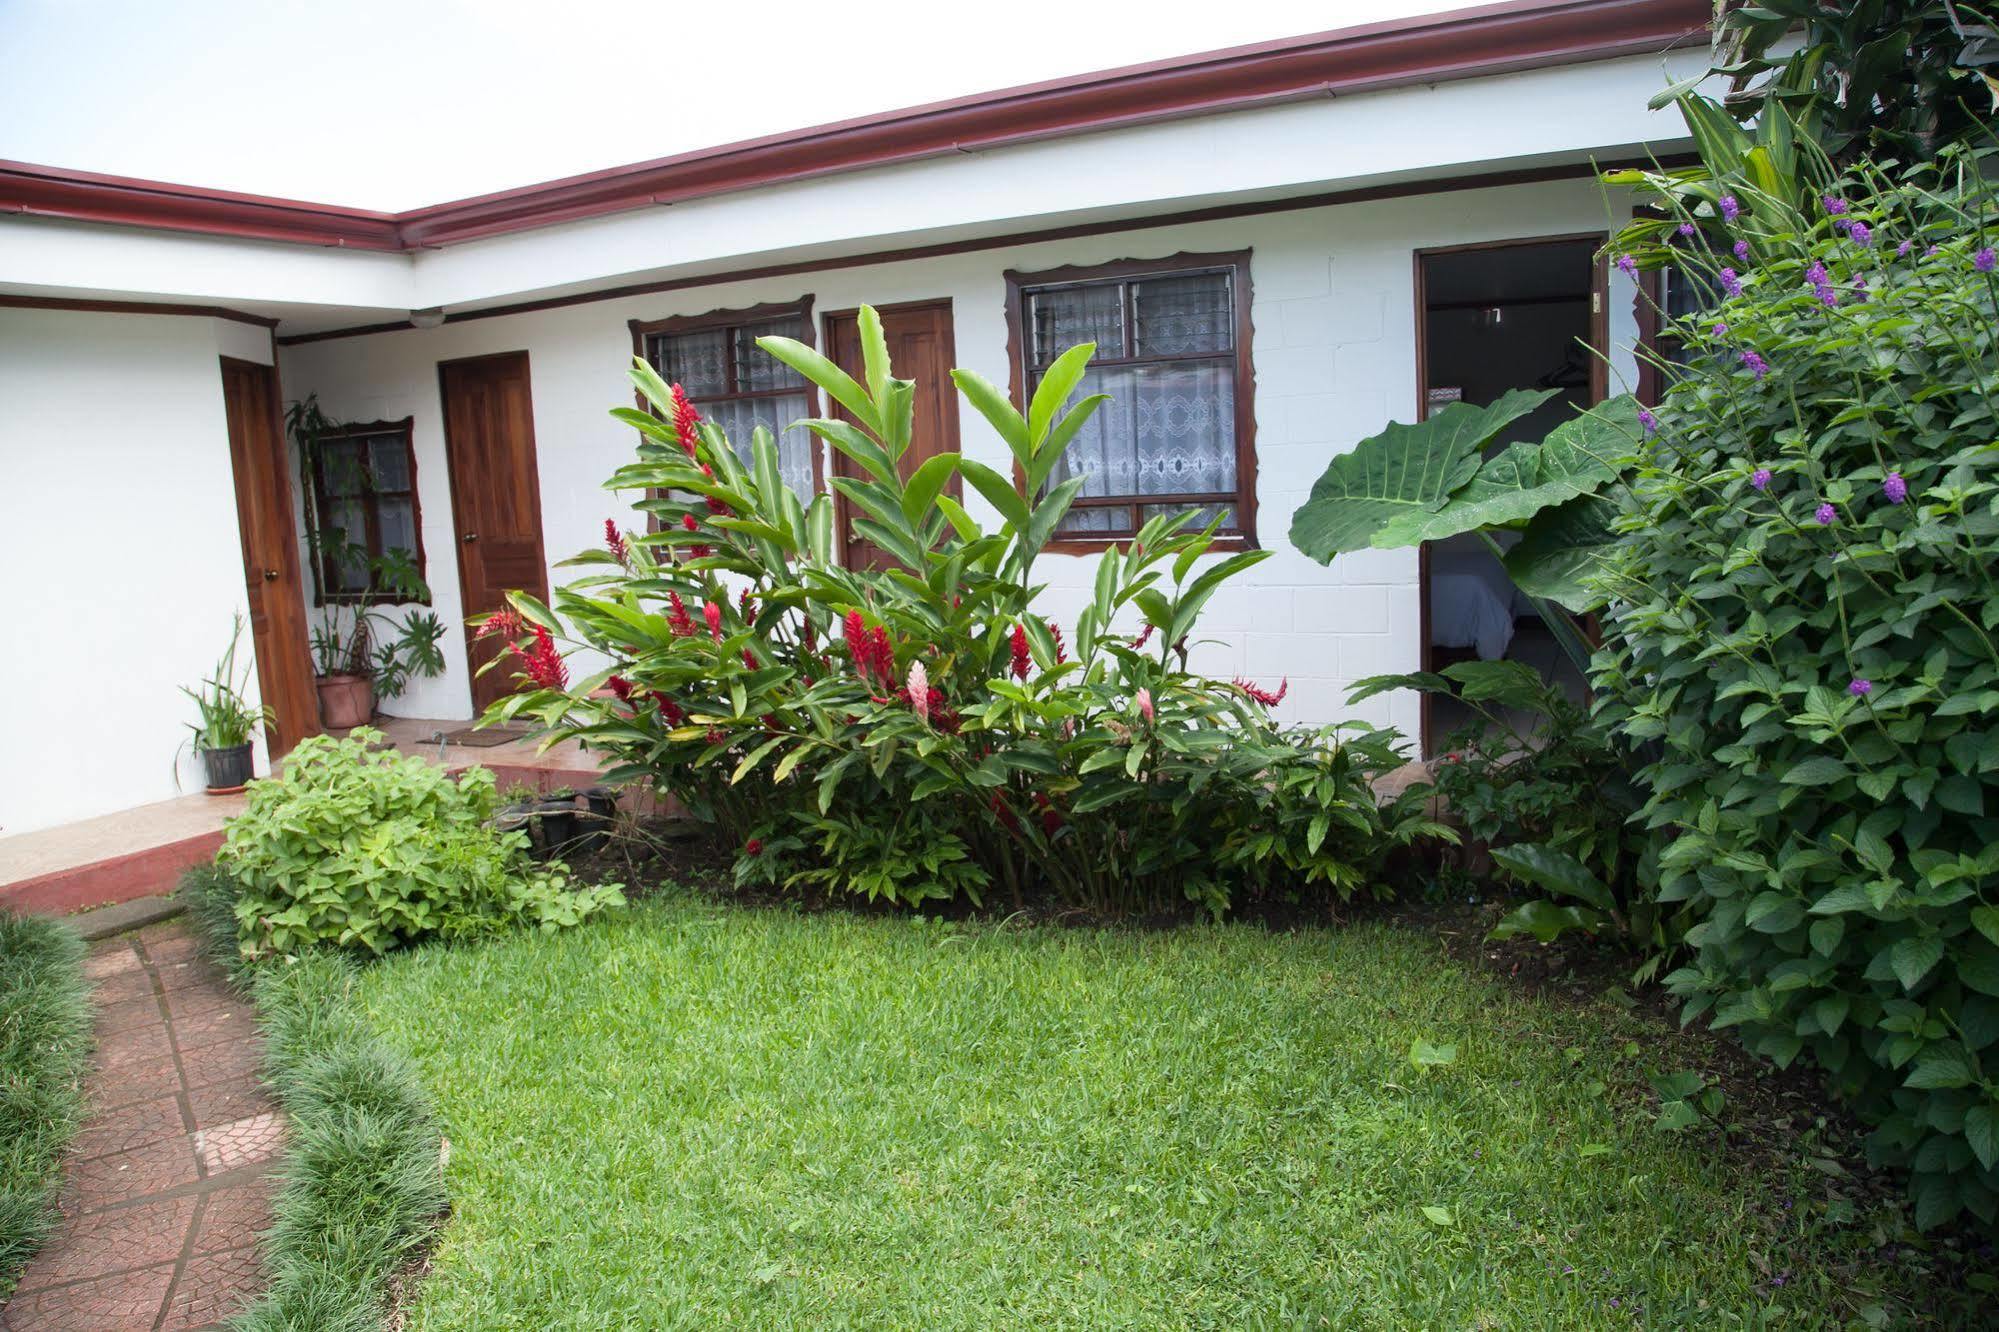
218, 729, 622, 956
1353, 661, 1677, 974
0, 912, 89, 1298
1590, 148, 1999, 1228
486, 310, 1436, 917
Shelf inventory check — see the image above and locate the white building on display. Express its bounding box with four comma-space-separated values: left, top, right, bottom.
0, 0, 1710, 836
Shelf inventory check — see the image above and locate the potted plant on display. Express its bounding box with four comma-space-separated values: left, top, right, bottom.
290, 395, 448, 728
308, 562, 447, 729
181, 614, 274, 794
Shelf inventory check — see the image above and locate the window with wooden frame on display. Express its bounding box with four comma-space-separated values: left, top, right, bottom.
307, 418, 425, 604
1004, 251, 1256, 549
629, 298, 818, 496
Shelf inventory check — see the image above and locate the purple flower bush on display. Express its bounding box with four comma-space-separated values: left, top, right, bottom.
1591, 148, 1999, 1230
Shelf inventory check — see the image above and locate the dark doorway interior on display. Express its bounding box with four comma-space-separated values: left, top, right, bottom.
1417, 236, 1602, 751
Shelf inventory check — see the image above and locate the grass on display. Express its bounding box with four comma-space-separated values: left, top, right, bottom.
355, 894, 1938, 1329
180, 866, 448, 1332
0, 911, 91, 1299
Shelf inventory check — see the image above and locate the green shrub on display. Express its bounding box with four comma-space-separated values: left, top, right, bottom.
1592, 148, 1999, 1228
487, 312, 1436, 917
1353, 661, 1676, 973
0, 912, 90, 1298
218, 729, 622, 956
225, 951, 446, 1332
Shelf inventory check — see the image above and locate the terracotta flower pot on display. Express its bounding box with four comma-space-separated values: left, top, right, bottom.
315, 673, 375, 730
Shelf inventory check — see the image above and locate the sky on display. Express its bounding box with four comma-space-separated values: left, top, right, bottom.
0, 0, 1484, 211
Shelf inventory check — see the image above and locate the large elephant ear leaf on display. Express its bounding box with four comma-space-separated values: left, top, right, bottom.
1504, 487, 1627, 614
1373, 394, 1641, 547
1288, 388, 1553, 562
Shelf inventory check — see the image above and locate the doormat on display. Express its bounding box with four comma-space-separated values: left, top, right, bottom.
440, 726, 529, 748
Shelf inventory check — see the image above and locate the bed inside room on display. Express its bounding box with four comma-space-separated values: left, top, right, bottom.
1418, 236, 1599, 748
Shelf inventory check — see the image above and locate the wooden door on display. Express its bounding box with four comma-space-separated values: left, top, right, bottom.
824, 301, 961, 569
438, 351, 549, 713
219, 357, 321, 756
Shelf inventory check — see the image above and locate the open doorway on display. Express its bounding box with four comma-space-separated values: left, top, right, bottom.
1415, 234, 1605, 754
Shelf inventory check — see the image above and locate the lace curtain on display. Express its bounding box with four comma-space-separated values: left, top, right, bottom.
651, 314, 817, 497
1028, 270, 1239, 535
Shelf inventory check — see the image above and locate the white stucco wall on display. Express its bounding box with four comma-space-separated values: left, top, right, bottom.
0, 307, 276, 835
282, 174, 1643, 741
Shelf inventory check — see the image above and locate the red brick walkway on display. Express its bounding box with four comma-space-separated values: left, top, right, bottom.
1, 922, 283, 1331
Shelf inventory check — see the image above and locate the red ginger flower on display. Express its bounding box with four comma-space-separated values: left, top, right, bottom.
867, 627, 893, 682
607, 674, 635, 701
604, 519, 630, 566
739, 590, 756, 620
742, 648, 758, 670
1046, 620, 1067, 664
509, 624, 567, 690
745, 838, 764, 856
670, 383, 702, 458
1132, 623, 1154, 649
989, 791, 1021, 836
1031, 791, 1063, 835
1233, 677, 1288, 708
666, 592, 696, 637
1009, 622, 1031, 680
703, 601, 724, 642
656, 695, 685, 727
476, 608, 524, 641
844, 612, 895, 684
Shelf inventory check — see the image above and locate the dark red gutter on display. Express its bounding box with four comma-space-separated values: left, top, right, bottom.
0, 160, 402, 250
0, 0, 1708, 254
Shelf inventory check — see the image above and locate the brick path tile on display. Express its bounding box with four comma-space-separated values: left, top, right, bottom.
159, 1245, 264, 1331
0, 1263, 178, 1331
143, 933, 204, 964
62, 1136, 203, 1212
11, 1194, 196, 1291
181, 1038, 264, 1090
88, 967, 157, 1006
190, 1177, 277, 1255
83, 1053, 182, 1111
3, 925, 286, 1332
91, 1021, 176, 1075
187, 1076, 269, 1128
153, 958, 216, 992
82, 946, 143, 981
162, 979, 243, 1021
71, 1093, 187, 1161
173, 1006, 258, 1054
195, 1113, 286, 1174
91, 992, 166, 1037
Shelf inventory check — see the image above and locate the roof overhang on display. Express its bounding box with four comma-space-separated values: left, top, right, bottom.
0, 0, 1708, 253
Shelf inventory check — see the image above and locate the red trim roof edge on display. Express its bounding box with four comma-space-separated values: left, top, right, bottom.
0, 0, 1708, 254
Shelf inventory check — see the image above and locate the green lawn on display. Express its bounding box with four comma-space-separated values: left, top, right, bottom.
357, 896, 1915, 1329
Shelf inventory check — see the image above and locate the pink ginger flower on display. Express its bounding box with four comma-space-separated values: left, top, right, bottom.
1135, 687, 1154, 723
907, 660, 931, 723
